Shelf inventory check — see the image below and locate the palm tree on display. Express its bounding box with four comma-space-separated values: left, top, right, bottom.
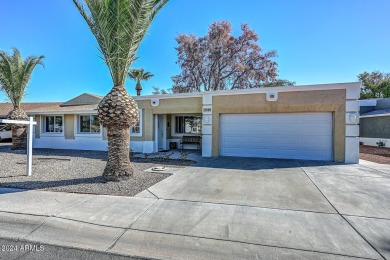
0, 48, 44, 150
128, 68, 153, 96
73, 0, 168, 181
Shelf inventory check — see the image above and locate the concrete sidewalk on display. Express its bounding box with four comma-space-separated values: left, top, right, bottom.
0, 158, 389, 259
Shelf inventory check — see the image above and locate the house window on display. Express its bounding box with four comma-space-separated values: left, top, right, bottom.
175, 116, 202, 134
44, 116, 63, 133
131, 109, 142, 136
79, 115, 100, 133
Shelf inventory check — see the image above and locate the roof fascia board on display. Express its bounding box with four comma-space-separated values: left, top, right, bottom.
134, 82, 361, 100
27, 110, 97, 115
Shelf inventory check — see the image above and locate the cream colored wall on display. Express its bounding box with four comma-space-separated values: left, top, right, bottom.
130, 108, 147, 141
35, 115, 40, 138
167, 114, 172, 139
103, 127, 108, 140
64, 114, 75, 139
212, 89, 346, 162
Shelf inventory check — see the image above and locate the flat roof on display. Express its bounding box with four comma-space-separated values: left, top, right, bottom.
134, 82, 361, 100
360, 108, 390, 118
359, 99, 377, 107
0, 82, 361, 115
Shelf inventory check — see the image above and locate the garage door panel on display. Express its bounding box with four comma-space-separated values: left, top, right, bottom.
220, 113, 333, 161
300, 127, 332, 136
222, 137, 328, 149
299, 138, 331, 148
222, 126, 303, 136
221, 148, 301, 159
221, 136, 300, 149
221, 147, 331, 160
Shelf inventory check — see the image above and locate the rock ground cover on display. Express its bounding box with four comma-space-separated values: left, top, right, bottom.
360, 145, 390, 165
0, 145, 194, 196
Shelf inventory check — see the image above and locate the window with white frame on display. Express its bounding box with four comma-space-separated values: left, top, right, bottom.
130, 109, 142, 136
43, 115, 63, 133
175, 116, 202, 134
78, 115, 101, 134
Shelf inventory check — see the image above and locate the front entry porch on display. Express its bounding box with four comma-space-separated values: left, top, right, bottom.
154, 114, 202, 153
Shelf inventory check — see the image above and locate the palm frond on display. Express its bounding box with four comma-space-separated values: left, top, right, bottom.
0, 48, 44, 107
127, 68, 153, 82
73, 0, 168, 86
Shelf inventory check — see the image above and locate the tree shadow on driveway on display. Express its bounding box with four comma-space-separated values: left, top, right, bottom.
193, 156, 342, 171
0, 176, 105, 191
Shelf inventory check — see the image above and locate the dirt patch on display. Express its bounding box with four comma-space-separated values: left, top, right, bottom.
360, 145, 390, 165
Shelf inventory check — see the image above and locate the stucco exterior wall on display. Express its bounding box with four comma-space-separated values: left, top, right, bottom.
135, 97, 202, 142
212, 89, 346, 162
35, 115, 40, 138
64, 114, 75, 139
103, 127, 108, 140
136, 97, 202, 114
360, 116, 390, 138
130, 108, 147, 141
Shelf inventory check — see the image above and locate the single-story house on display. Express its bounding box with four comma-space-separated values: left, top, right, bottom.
0, 102, 62, 119
0, 82, 361, 163
359, 98, 390, 147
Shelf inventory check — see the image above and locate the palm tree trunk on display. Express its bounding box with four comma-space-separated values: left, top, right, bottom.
103, 125, 134, 181
8, 107, 28, 150
11, 125, 27, 150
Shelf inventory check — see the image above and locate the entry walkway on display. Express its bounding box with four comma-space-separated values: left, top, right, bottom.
0, 158, 389, 259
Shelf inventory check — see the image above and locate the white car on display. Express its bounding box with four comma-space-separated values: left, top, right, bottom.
0, 124, 12, 141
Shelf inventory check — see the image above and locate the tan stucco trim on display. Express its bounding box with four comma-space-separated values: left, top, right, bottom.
167, 114, 172, 139
212, 90, 346, 162
136, 98, 202, 114
133, 82, 359, 100
64, 114, 75, 139
35, 115, 40, 138
145, 109, 154, 141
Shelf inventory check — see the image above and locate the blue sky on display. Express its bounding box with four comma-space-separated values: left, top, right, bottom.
0, 0, 389, 102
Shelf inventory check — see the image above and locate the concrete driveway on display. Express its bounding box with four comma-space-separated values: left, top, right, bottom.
132, 157, 390, 260
0, 157, 389, 259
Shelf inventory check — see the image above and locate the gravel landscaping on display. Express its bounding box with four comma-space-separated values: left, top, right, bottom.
360, 145, 390, 165
0, 145, 195, 196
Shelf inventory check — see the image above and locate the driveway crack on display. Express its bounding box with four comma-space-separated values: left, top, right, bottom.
104, 198, 160, 252
298, 162, 387, 260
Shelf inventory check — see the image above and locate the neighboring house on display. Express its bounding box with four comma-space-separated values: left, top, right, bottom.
0, 82, 361, 163
360, 98, 390, 147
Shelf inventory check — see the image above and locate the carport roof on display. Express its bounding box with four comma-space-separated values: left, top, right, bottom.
360, 108, 390, 118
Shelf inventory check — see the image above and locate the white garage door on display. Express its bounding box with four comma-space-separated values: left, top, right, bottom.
220, 113, 333, 161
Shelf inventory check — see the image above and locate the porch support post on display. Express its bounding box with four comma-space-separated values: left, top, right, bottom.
154, 114, 158, 153
202, 94, 213, 157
